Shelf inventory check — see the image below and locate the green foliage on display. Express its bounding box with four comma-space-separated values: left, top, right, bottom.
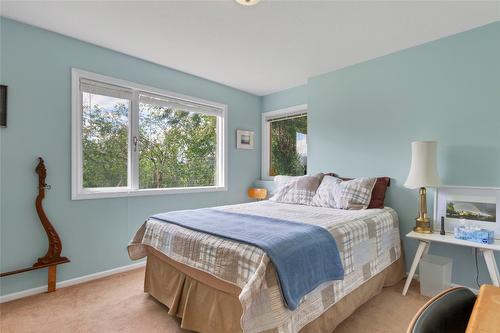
82, 99, 216, 189
270, 116, 307, 176
446, 201, 496, 222
82, 103, 128, 188
446, 202, 455, 215
138, 104, 216, 188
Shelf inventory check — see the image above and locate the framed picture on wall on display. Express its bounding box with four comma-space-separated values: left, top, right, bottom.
433, 185, 500, 239
236, 130, 254, 149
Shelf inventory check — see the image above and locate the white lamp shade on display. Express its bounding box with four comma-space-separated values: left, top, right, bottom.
404, 141, 440, 189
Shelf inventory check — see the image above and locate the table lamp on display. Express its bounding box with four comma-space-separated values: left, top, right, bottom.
404, 141, 440, 233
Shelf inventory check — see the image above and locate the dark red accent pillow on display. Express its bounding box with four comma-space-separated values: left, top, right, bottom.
326, 173, 390, 209
367, 177, 390, 209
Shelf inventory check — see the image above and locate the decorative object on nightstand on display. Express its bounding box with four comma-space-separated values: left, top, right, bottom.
440, 216, 446, 235
433, 185, 499, 239
248, 187, 267, 200
404, 141, 440, 233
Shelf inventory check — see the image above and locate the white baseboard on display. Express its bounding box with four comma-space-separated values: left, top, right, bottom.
405, 272, 479, 294
0, 261, 146, 303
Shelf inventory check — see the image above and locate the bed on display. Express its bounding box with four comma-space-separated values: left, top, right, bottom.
128, 200, 404, 333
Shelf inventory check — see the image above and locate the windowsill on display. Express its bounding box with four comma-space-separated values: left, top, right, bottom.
71, 185, 228, 200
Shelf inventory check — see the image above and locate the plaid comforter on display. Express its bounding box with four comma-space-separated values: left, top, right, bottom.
128, 201, 401, 333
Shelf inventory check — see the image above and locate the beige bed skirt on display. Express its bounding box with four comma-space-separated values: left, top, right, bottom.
144, 247, 405, 333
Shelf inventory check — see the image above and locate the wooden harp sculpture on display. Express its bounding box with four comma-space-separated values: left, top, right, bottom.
0, 157, 70, 292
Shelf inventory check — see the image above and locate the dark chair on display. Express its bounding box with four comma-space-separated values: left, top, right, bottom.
407, 287, 476, 333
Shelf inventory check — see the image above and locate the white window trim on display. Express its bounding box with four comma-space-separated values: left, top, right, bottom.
71, 68, 228, 200
261, 104, 308, 180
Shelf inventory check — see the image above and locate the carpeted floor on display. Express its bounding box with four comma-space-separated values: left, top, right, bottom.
0, 267, 428, 333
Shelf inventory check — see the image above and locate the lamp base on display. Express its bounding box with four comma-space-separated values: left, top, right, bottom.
413, 224, 432, 234
413, 187, 433, 233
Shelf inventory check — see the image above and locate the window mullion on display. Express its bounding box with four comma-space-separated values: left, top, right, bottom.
130, 91, 140, 190
216, 115, 223, 187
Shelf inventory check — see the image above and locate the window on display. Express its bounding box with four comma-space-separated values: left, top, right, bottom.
72, 69, 227, 199
261, 105, 308, 180
138, 93, 218, 189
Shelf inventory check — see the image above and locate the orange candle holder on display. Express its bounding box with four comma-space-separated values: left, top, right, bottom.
247, 188, 268, 200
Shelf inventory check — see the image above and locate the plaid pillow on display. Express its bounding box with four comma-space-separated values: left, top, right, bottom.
311, 175, 342, 208
334, 177, 377, 210
269, 173, 324, 205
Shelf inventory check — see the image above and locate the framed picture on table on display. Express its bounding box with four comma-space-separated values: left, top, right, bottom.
433, 185, 500, 239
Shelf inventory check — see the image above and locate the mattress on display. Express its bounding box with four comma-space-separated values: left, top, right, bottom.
128, 200, 402, 333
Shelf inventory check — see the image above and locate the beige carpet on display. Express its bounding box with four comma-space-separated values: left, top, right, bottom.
0, 267, 428, 333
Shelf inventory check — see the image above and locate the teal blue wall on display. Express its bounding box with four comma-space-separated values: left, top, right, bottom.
262, 85, 307, 113
263, 21, 500, 288
0, 18, 261, 296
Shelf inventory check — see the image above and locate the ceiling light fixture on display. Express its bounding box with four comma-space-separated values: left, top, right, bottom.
235, 0, 261, 6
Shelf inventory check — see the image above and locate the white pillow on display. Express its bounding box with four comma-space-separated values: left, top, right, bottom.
311, 175, 342, 208
274, 175, 299, 190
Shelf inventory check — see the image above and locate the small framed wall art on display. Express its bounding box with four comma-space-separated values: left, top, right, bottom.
236, 129, 254, 149
433, 185, 500, 239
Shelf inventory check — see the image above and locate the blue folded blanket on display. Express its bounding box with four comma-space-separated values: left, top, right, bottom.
151, 208, 344, 310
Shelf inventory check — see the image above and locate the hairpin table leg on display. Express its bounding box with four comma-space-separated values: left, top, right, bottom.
402, 240, 429, 296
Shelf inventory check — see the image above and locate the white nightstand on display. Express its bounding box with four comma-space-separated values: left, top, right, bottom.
402, 231, 500, 296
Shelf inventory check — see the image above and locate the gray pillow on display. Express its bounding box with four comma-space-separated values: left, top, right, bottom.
270, 173, 324, 205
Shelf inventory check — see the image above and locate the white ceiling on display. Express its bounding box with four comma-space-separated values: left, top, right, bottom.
2, 1, 499, 96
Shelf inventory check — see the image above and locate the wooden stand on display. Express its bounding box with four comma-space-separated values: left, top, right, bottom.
0, 157, 70, 293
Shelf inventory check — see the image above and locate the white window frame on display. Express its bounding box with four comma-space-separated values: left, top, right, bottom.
261, 104, 308, 180
71, 68, 228, 200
